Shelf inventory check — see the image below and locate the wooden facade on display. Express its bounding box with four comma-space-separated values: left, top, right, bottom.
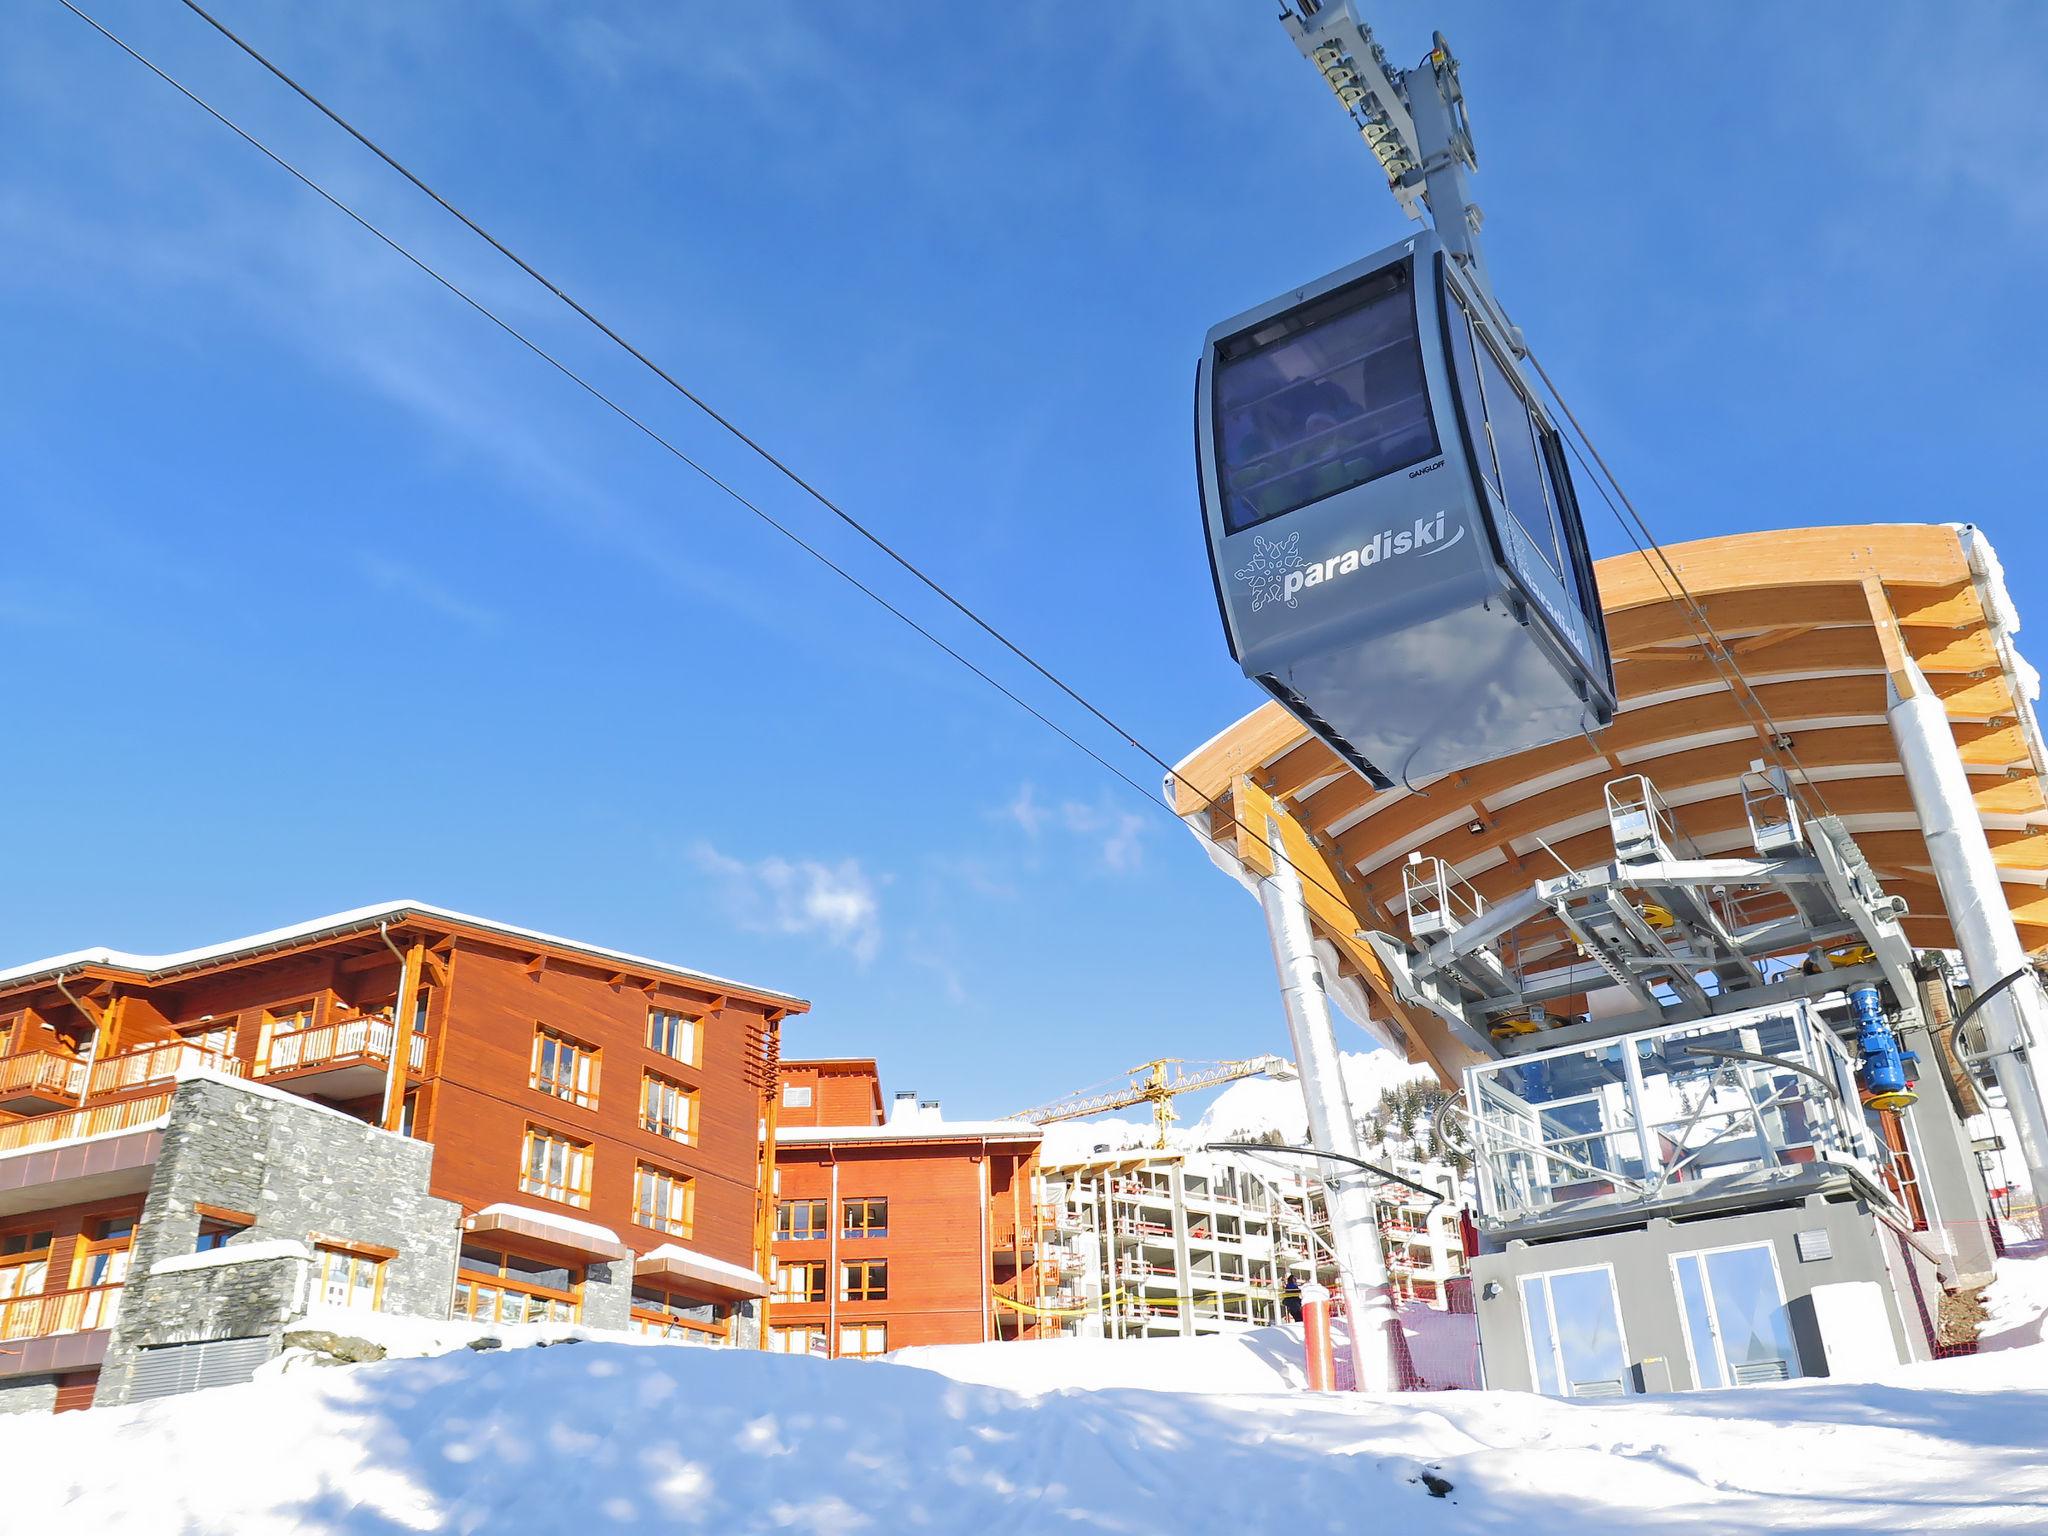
1169, 523, 2048, 1085
768, 1060, 1047, 1357
0, 903, 807, 1392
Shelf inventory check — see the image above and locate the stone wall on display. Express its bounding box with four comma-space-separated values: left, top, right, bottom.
95, 1074, 463, 1405
0, 1377, 59, 1415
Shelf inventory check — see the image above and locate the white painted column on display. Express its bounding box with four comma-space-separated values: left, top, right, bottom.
1888, 674, 2048, 1199
1258, 815, 1397, 1391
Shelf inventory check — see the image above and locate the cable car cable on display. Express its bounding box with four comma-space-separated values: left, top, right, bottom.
170, 0, 1178, 783
1524, 351, 1842, 821
48, 0, 1177, 818
53, 0, 1397, 935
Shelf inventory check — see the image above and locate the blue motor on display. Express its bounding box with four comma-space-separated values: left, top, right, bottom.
1849, 984, 1918, 1111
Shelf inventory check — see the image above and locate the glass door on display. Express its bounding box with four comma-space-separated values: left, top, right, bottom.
1673, 1242, 1801, 1387
1521, 1263, 1632, 1398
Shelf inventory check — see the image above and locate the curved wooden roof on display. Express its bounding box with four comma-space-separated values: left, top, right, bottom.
1170, 523, 2048, 983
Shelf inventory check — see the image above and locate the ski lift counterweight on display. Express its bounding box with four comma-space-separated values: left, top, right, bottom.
1197, 229, 1615, 788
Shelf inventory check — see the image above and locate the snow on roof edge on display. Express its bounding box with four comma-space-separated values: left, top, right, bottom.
777, 1120, 1043, 1145
638, 1243, 766, 1286
0, 899, 807, 1007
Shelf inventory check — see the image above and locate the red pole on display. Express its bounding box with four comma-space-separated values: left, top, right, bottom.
1301, 1282, 1335, 1392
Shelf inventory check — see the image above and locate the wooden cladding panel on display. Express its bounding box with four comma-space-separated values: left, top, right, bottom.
773, 1141, 1013, 1350
427, 943, 770, 1271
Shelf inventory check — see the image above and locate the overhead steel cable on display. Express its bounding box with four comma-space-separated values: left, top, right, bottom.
54, 0, 1392, 936
47, 0, 1172, 817
1525, 349, 1843, 822
173, 0, 1176, 779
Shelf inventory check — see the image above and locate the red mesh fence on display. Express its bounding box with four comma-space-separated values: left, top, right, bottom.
1327, 1299, 1482, 1393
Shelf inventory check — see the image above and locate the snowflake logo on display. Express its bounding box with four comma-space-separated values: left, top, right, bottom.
1232, 531, 1306, 611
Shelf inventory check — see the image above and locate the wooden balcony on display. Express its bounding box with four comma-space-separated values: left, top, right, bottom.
87, 1041, 240, 1100
0, 1051, 86, 1114
0, 1284, 123, 1343
255, 1016, 426, 1099
0, 1090, 175, 1156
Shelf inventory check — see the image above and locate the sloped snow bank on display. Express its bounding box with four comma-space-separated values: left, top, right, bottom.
891, 1323, 1307, 1395
2, 1319, 2046, 1533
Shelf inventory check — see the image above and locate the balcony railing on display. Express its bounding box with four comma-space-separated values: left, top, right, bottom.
260, 1016, 426, 1078
0, 1091, 175, 1155
0, 1284, 123, 1341
87, 1041, 240, 1099
0, 1050, 86, 1103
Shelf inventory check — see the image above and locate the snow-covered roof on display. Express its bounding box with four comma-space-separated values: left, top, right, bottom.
0, 900, 807, 1008
469, 1203, 629, 1260
637, 1243, 765, 1289
777, 1120, 1042, 1146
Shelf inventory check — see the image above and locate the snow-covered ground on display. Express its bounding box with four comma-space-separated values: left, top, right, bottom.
2, 1249, 2042, 1534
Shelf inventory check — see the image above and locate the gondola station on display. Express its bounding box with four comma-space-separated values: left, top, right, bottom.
1179, 0, 2048, 1396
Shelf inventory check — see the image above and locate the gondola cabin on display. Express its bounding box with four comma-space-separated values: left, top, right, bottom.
1196, 229, 1615, 789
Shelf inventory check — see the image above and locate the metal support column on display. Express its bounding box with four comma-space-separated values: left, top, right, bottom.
1258, 815, 1397, 1391
1888, 672, 2048, 1199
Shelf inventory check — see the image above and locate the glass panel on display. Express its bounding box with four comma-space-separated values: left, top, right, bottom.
1520, 1276, 1561, 1396
1213, 266, 1440, 533
1473, 337, 1564, 581
502, 1253, 573, 1290
1702, 1245, 1798, 1378
1675, 1255, 1723, 1389
1442, 287, 1497, 496
1548, 1268, 1630, 1398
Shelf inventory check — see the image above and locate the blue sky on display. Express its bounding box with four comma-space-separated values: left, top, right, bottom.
5, 3, 2046, 1118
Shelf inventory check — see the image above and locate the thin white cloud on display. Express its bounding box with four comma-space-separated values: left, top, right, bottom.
357, 554, 500, 633
997, 782, 1146, 874
694, 843, 883, 965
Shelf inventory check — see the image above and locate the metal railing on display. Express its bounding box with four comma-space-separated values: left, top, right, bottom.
1405, 856, 1488, 942
261, 1016, 426, 1077
0, 1091, 175, 1155
0, 1284, 123, 1341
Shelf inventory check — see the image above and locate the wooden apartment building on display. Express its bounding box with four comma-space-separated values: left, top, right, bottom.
0, 901, 805, 1410
766, 1059, 1048, 1358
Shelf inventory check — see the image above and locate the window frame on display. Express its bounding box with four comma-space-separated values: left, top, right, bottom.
773, 1260, 826, 1304
530, 1025, 600, 1110
646, 1007, 701, 1068
633, 1160, 696, 1238
774, 1199, 829, 1242
841, 1259, 888, 1302
519, 1123, 595, 1209
312, 1244, 388, 1313
1520, 1261, 1633, 1400
841, 1197, 890, 1240
0, 1227, 54, 1300
71, 1216, 137, 1289
641, 1070, 698, 1145
1667, 1239, 1801, 1389
454, 1244, 583, 1324
837, 1322, 888, 1359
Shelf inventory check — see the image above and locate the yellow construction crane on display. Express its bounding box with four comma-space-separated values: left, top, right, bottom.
1015, 1055, 1293, 1149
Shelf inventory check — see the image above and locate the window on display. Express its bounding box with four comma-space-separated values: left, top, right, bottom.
838, 1322, 887, 1359
775, 1200, 828, 1241
632, 1283, 725, 1341
184, 1022, 237, 1060
520, 1125, 594, 1208
1672, 1243, 1801, 1388
73, 1218, 135, 1288
768, 1325, 826, 1355
0, 1230, 52, 1300
774, 1261, 826, 1303
454, 1244, 581, 1324
313, 1245, 387, 1312
531, 1026, 599, 1109
647, 1007, 699, 1066
842, 1198, 889, 1240
194, 1207, 251, 1254
841, 1260, 888, 1302
398, 1090, 422, 1140
1212, 261, 1439, 534
1442, 284, 1568, 585
781, 1083, 813, 1108
1521, 1263, 1632, 1399
642, 1072, 697, 1144
634, 1162, 695, 1237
